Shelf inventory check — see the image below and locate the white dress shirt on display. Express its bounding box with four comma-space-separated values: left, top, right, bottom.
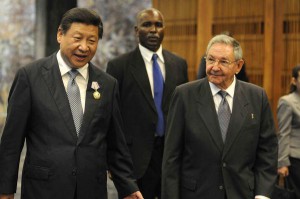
56, 50, 88, 112
139, 43, 165, 97
209, 77, 236, 113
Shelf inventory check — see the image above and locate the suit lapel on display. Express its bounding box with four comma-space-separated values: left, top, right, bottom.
41, 54, 77, 141
162, 50, 176, 111
222, 81, 249, 157
78, 64, 103, 143
197, 79, 224, 152
129, 48, 156, 112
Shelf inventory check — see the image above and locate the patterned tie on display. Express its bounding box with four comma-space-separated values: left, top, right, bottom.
217, 90, 231, 142
152, 54, 165, 137
67, 69, 83, 136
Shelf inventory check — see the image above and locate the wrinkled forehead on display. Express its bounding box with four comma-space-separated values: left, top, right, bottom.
137, 10, 163, 24
207, 43, 234, 56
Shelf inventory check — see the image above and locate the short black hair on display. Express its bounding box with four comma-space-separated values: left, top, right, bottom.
59, 7, 103, 39
290, 65, 300, 93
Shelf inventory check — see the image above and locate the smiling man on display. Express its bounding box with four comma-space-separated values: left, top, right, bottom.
0, 7, 143, 199
107, 8, 188, 199
162, 34, 278, 199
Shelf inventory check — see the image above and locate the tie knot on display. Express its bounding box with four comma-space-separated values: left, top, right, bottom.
218, 90, 228, 98
68, 69, 79, 80
152, 54, 158, 61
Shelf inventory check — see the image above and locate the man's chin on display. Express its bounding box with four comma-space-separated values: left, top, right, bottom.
70, 62, 87, 69
208, 76, 221, 82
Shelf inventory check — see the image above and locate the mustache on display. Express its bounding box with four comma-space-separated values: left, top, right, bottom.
147, 34, 159, 38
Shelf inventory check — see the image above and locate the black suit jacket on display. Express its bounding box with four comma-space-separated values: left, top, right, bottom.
106, 47, 188, 178
162, 78, 278, 199
0, 53, 138, 199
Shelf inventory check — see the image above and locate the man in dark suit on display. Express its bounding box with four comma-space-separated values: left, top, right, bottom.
162, 34, 278, 199
106, 8, 188, 199
0, 8, 143, 199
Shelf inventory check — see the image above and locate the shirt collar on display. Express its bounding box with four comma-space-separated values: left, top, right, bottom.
138, 44, 164, 63
209, 76, 236, 98
56, 50, 88, 80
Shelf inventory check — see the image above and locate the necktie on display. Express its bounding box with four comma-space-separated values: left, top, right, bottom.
152, 54, 165, 137
217, 90, 231, 142
67, 69, 83, 136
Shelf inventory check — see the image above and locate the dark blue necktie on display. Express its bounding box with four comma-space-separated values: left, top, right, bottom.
152, 54, 165, 137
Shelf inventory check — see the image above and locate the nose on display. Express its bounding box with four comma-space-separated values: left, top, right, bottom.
150, 24, 158, 32
78, 41, 88, 52
210, 61, 221, 71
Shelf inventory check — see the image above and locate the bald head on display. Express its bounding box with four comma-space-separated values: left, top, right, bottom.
136, 8, 164, 26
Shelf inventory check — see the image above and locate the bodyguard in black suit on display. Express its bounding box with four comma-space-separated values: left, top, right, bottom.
107, 8, 188, 199
0, 8, 143, 199
162, 34, 278, 199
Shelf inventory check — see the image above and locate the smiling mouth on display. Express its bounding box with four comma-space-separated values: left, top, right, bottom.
74, 54, 88, 61
209, 72, 219, 76
209, 74, 224, 79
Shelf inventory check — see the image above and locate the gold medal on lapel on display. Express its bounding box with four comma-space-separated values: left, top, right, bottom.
91, 81, 101, 100
93, 91, 101, 100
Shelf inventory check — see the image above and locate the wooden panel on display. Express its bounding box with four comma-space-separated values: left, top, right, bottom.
283, 0, 300, 97
197, 0, 213, 79
213, 0, 264, 20
153, 0, 198, 80
238, 35, 264, 86
271, 0, 284, 116
263, 0, 275, 102
213, 0, 266, 93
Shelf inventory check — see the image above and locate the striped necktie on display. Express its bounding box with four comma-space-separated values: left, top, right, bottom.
67, 69, 83, 136
217, 90, 231, 142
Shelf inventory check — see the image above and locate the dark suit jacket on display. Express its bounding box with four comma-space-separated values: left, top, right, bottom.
0, 53, 138, 199
106, 47, 188, 178
162, 78, 278, 199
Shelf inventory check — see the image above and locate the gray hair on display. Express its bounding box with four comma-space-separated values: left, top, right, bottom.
206, 34, 243, 60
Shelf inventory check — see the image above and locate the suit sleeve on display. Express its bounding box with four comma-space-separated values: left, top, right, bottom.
178, 58, 189, 84
197, 56, 206, 79
106, 61, 123, 88
162, 87, 185, 199
254, 89, 278, 197
277, 97, 292, 167
106, 79, 138, 198
0, 68, 30, 194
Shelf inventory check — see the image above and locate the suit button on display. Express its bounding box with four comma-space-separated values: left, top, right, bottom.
219, 185, 223, 190
72, 169, 77, 176
222, 162, 227, 167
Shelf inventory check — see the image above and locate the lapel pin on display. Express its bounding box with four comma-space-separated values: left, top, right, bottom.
251, 113, 254, 119
91, 81, 101, 100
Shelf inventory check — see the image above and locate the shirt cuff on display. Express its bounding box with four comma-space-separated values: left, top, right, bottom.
255, 195, 269, 199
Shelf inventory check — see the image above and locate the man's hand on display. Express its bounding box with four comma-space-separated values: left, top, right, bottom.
0, 194, 14, 199
278, 166, 289, 177
124, 191, 144, 199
